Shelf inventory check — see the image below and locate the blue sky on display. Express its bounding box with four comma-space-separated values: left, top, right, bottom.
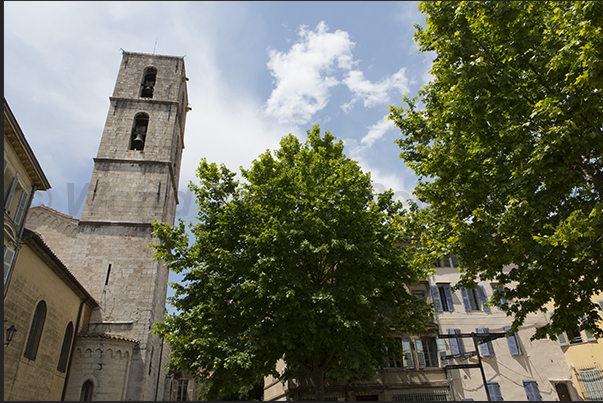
4, 1, 434, 310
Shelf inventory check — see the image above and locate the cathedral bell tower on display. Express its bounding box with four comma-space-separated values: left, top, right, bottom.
63, 51, 190, 401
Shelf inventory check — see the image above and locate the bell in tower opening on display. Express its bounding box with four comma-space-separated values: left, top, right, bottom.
130, 113, 149, 150
140, 67, 157, 98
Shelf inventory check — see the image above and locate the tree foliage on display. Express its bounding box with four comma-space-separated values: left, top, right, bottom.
389, 1, 603, 340
152, 126, 431, 400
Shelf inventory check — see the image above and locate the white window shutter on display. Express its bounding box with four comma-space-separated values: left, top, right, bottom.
4, 247, 16, 285
414, 337, 426, 368
431, 285, 442, 312
401, 337, 414, 368
443, 285, 455, 312
436, 338, 448, 366
13, 190, 29, 225
5, 174, 19, 211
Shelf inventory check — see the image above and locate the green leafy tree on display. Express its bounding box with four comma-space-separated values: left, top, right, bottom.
389, 1, 603, 340
152, 126, 431, 400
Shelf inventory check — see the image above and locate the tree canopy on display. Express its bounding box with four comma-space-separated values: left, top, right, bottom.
152, 126, 431, 400
389, 1, 603, 340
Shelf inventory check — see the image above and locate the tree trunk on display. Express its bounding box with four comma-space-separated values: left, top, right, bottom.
313, 369, 325, 401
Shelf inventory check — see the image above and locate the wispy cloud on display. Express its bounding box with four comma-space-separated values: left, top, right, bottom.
342, 68, 409, 111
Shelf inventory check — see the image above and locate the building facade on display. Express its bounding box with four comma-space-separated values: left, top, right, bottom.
4, 99, 99, 401
24, 51, 191, 400
549, 293, 603, 401
4, 98, 51, 293
428, 259, 581, 401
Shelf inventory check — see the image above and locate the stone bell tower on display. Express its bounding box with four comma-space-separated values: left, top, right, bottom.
61, 51, 190, 401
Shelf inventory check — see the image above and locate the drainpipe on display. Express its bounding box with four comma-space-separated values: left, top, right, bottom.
61, 298, 87, 401
154, 337, 165, 401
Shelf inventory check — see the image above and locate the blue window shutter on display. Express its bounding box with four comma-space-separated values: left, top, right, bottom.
461, 287, 471, 311
487, 382, 503, 401
492, 284, 507, 309
548, 311, 569, 346
443, 285, 455, 312
431, 285, 443, 312
448, 328, 460, 355
477, 285, 490, 311
504, 327, 521, 355
477, 328, 494, 356
455, 328, 465, 353
524, 381, 542, 401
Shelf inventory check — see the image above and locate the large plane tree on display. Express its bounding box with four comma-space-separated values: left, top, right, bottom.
389, 1, 603, 340
152, 126, 431, 400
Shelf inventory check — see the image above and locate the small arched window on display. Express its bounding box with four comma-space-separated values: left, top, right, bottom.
57, 322, 74, 373
80, 380, 94, 401
24, 300, 47, 360
140, 67, 157, 98
130, 113, 149, 151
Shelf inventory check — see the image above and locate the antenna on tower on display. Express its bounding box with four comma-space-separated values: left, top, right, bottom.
153, 40, 157, 54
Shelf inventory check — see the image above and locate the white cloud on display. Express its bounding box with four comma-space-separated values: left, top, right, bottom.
343, 68, 409, 110
264, 21, 356, 125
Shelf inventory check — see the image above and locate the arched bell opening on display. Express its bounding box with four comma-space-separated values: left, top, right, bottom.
130, 113, 149, 151
140, 67, 157, 98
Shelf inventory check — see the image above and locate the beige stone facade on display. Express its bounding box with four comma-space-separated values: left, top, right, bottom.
42, 51, 190, 401
3, 229, 98, 401
428, 262, 581, 401
5, 51, 192, 401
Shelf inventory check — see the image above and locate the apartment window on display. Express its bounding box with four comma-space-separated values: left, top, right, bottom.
80, 380, 93, 401
461, 285, 490, 311
491, 284, 507, 310
431, 284, 455, 312
476, 328, 495, 356
576, 367, 603, 401
523, 381, 543, 401
57, 322, 74, 373
548, 311, 595, 346
504, 327, 522, 355
487, 382, 503, 401
177, 380, 188, 401
416, 337, 439, 368
386, 338, 404, 368
24, 300, 47, 360
447, 328, 465, 355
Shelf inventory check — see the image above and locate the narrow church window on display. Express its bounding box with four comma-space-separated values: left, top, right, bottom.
80, 380, 94, 401
57, 322, 74, 372
130, 113, 149, 151
24, 300, 47, 360
140, 67, 157, 98
105, 264, 112, 286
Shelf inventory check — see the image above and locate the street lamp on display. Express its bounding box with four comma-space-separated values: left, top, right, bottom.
5, 325, 17, 347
